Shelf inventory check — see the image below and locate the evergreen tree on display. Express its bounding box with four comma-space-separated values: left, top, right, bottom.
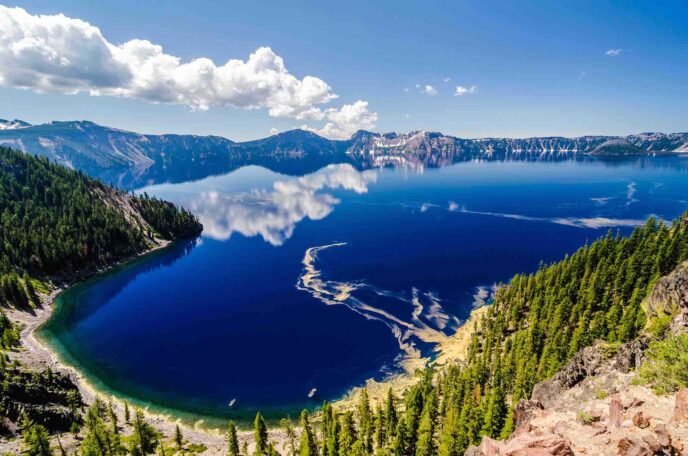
21, 415, 53, 456
254, 412, 268, 456
129, 409, 158, 456
384, 388, 397, 445
297, 410, 318, 456
337, 412, 356, 456
226, 421, 240, 456
356, 388, 372, 454
174, 424, 184, 451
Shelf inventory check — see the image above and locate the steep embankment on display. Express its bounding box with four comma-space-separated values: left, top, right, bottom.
0, 145, 202, 436
467, 259, 688, 455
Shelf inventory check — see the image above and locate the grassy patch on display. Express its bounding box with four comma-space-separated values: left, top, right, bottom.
576, 410, 599, 425
594, 388, 609, 400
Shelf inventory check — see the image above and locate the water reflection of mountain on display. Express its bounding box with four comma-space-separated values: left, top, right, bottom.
2, 120, 686, 189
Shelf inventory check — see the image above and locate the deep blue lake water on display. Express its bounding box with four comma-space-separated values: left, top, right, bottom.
40, 157, 688, 425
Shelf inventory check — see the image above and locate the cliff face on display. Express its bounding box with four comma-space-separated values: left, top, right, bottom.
466, 261, 688, 456
467, 344, 688, 455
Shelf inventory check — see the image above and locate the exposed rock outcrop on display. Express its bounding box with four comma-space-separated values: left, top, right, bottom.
531, 339, 647, 409
644, 260, 688, 335
0, 368, 82, 432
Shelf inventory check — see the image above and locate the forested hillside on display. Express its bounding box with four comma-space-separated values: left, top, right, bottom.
0, 146, 202, 342
241, 213, 688, 456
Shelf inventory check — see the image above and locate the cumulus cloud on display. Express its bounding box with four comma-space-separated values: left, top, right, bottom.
301, 100, 377, 139
605, 48, 622, 56
454, 85, 478, 96
0, 5, 376, 138
416, 84, 438, 96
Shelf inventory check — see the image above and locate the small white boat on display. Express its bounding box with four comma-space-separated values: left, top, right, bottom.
307, 388, 317, 398
228, 399, 236, 407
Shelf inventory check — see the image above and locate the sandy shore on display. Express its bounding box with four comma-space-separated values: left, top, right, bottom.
333, 305, 489, 411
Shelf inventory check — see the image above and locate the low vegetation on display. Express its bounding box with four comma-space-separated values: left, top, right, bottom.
637, 334, 688, 395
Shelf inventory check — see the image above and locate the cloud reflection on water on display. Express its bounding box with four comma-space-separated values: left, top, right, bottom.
188, 164, 377, 245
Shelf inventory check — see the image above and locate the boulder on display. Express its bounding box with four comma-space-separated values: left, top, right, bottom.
610, 394, 624, 428
513, 399, 543, 433
632, 411, 650, 429
671, 388, 688, 423
643, 260, 688, 335
617, 436, 655, 456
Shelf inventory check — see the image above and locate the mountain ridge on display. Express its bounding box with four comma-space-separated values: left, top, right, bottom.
1, 119, 686, 188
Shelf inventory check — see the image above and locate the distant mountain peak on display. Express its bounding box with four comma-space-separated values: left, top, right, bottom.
0, 118, 31, 130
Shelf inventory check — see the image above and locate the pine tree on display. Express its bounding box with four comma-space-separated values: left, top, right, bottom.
384, 388, 397, 446
297, 410, 317, 456
415, 390, 438, 456
337, 412, 356, 456
129, 409, 158, 456
226, 421, 239, 456
21, 414, 53, 456
175, 424, 184, 451
254, 412, 268, 456
356, 388, 372, 454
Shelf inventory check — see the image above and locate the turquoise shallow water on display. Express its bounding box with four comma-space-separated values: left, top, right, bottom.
40, 157, 688, 425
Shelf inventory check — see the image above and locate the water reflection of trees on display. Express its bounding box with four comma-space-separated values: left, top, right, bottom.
54, 237, 200, 324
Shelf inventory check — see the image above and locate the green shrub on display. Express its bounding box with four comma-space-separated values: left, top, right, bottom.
637, 334, 688, 394
645, 314, 674, 339
594, 388, 609, 400
576, 411, 599, 425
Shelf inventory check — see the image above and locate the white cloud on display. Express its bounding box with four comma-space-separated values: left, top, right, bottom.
454, 85, 478, 96
269, 128, 279, 135
443, 77, 451, 83
0, 5, 376, 138
417, 84, 438, 96
301, 100, 378, 139
186, 164, 377, 245
403, 87, 410, 93
605, 48, 622, 56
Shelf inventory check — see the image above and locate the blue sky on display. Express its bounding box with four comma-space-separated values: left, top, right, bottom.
1, 0, 687, 140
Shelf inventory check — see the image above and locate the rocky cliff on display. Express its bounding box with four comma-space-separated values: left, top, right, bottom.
466, 261, 688, 456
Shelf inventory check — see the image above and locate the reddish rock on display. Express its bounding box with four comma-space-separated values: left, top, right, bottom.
502, 435, 574, 456
627, 398, 645, 409
513, 399, 543, 434
610, 394, 624, 428
672, 388, 688, 423
617, 436, 654, 456
472, 436, 503, 456
632, 411, 650, 429
654, 424, 672, 449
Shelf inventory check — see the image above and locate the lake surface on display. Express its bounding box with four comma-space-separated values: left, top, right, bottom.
40, 157, 688, 425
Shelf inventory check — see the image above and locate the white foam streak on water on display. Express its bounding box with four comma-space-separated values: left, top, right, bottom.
296, 243, 458, 366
